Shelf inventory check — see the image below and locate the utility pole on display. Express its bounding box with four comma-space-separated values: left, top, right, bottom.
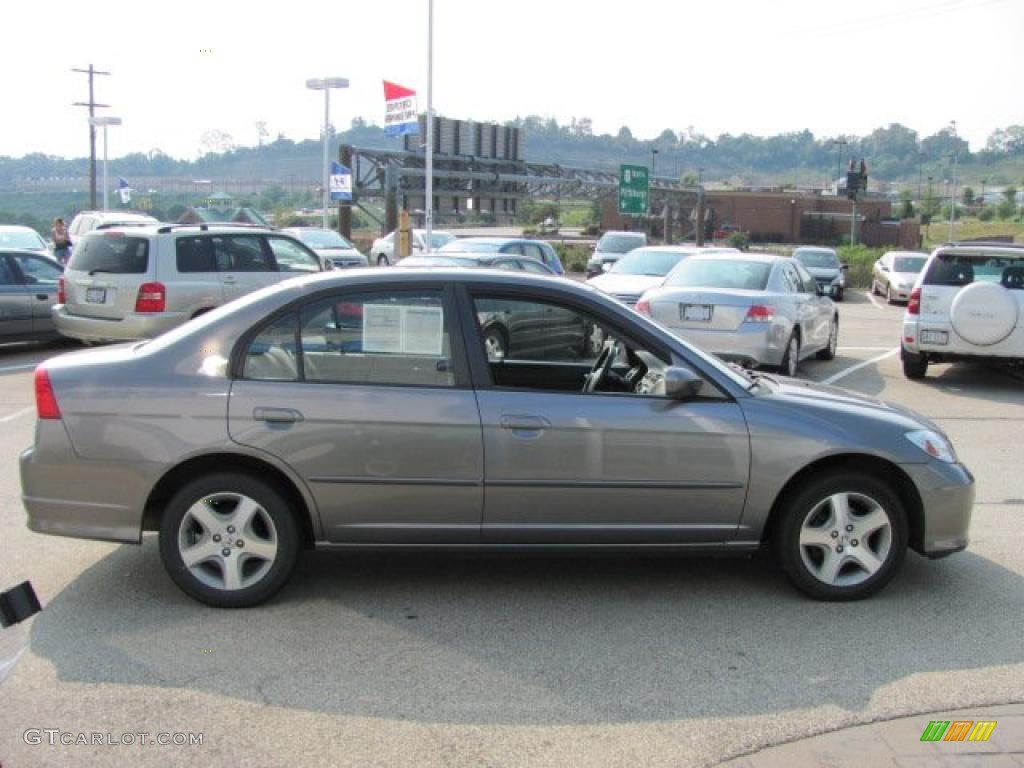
830, 139, 847, 192
72, 65, 111, 210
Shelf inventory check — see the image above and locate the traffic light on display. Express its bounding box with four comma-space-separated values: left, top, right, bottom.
847, 159, 868, 200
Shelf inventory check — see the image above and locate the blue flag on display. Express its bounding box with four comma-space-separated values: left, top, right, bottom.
329, 162, 352, 202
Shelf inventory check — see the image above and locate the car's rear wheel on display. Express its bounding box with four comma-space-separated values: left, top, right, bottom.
159, 472, 300, 608
816, 317, 838, 360
775, 471, 907, 601
779, 334, 800, 377
377, 254, 390, 267
902, 349, 928, 379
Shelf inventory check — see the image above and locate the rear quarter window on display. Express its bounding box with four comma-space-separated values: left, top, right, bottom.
68, 234, 150, 274
923, 252, 1024, 288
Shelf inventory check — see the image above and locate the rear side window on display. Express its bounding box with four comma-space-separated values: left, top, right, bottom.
68, 234, 150, 274
212, 236, 272, 272
923, 253, 1024, 288
0, 256, 17, 285
176, 237, 217, 273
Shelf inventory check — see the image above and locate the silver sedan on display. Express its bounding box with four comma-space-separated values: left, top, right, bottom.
872, 250, 928, 304
637, 253, 838, 376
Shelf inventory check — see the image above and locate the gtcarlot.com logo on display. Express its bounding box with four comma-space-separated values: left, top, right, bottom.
23, 730, 203, 747
920, 720, 997, 742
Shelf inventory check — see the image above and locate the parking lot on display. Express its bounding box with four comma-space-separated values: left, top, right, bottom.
1, 290, 1022, 767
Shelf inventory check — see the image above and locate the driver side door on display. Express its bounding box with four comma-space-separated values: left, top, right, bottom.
463, 288, 751, 545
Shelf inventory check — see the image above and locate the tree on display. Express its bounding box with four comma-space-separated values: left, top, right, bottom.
199, 130, 235, 155
961, 186, 975, 205
997, 186, 1018, 219
616, 126, 633, 142
899, 189, 915, 219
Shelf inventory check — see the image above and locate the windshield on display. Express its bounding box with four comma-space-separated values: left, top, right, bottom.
794, 249, 839, 268
597, 233, 645, 254
665, 258, 773, 290
610, 249, 688, 276
296, 230, 354, 249
429, 232, 455, 248
893, 256, 926, 273
0, 229, 47, 250
440, 240, 501, 253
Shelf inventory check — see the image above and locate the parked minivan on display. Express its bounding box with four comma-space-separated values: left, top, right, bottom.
52, 224, 325, 342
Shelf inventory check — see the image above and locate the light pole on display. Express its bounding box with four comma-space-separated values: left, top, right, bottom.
89, 116, 121, 210
948, 120, 958, 242
698, 167, 704, 186
306, 77, 350, 230
830, 139, 847, 192
651, 149, 658, 178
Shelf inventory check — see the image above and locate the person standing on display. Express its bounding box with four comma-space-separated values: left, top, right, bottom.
51, 218, 71, 265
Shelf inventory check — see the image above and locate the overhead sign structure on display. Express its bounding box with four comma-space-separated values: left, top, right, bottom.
383, 81, 420, 136
329, 162, 352, 202
619, 164, 649, 215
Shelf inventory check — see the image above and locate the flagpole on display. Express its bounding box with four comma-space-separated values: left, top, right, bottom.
425, 0, 434, 253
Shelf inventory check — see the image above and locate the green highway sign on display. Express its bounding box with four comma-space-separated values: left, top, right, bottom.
618, 164, 649, 215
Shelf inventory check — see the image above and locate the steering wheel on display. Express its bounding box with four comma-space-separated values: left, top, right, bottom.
583, 340, 619, 393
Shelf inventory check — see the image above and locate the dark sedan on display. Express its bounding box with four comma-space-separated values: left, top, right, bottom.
0, 250, 63, 344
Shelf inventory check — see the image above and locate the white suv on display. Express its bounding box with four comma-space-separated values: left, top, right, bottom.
901, 242, 1024, 379
53, 224, 324, 342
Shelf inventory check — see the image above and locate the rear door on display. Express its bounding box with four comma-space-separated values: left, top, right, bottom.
9, 253, 62, 334
211, 234, 277, 301
0, 254, 32, 340
62, 232, 152, 320
228, 285, 483, 543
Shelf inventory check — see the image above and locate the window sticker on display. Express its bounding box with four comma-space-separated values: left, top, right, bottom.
363, 304, 443, 356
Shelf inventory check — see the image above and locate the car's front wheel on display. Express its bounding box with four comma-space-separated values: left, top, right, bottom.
816, 317, 838, 360
159, 472, 301, 608
775, 471, 907, 601
779, 333, 800, 377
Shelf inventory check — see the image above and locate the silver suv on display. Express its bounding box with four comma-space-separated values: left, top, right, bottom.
901, 242, 1024, 379
53, 224, 325, 342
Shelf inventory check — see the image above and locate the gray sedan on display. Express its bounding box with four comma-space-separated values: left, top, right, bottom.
1, 249, 63, 343
21, 268, 972, 607
637, 253, 838, 376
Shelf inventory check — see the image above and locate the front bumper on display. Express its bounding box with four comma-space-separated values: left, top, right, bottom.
902, 460, 974, 556
52, 304, 187, 342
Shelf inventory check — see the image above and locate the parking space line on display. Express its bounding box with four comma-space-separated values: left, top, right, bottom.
0, 406, 33, 423
820, 347, 899, 386
0, 363, 36, 373
837, 346, 897, 351
864, 291, 884, 309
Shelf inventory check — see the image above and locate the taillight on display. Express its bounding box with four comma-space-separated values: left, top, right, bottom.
57, 276, 65, 305
34, 367, 61, 420
135, 282, 166, 313
907, 287, 921, 315
635, 298, 651, 316
744, 305, 775, 323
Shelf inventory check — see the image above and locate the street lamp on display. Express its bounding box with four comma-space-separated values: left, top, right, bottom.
89, 116, 121, 210
306, 77, 350, 230
651, 149, 658, 178
830, 139, 848, 192
948, 120, 958, 242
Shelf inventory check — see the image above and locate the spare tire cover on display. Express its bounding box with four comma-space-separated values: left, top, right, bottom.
949, 281, 1018, 346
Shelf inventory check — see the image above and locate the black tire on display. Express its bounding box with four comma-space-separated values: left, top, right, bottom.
376, 254, 390, 267
774, 471, 908, 601
902, 349, 928, 379
834, 287, 844, 302
778, 333, 800, 377
885, 284, 894, 305
816, 316, 838, 360
482, 325, 508, 361
158, 472, 301, 608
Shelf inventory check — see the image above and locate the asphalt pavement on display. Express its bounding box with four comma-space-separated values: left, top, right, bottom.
0, 291, 1021, 768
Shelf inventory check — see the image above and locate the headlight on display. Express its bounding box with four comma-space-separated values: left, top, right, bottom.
833, 275, 846, 287
905, 430, 957, 463
601, 262, 614, 272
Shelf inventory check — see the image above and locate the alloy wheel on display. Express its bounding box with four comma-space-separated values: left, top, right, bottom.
798, 492, 893, 587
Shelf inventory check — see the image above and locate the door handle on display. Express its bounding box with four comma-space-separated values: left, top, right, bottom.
36, 294, 49, 301
500, 414, 550, 434
222, 276, 237, 284
253, 407, 303, 424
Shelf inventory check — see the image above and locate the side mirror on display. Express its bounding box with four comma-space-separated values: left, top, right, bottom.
879, 264, 889, 272
840, 263, 849, 271
816, 284, 826, 296
664, 365, 704, 400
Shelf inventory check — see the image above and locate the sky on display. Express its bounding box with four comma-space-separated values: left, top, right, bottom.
2, 0, 1022, 161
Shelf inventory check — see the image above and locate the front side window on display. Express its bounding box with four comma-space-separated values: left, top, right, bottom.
267, 236, 321, 273
12, 254, 62, 285
176, 236, 217, 273
212, 236, 271, 272
471, 293, 675, 397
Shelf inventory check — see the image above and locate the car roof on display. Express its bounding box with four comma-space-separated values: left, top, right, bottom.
0, 224, 40, 232
630, 245, 735, 254
884, 250, 927, 258
685, 251, 786, 265
793, 246, 837, 253
82, 223, 277, 237
600, 231, 646, 237
451, 236, 544, 245
74, 211, 159, 221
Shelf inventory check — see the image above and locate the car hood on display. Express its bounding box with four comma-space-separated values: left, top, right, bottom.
804, 266, 841, 280
758, 374, 944, 435
588, 273, 665, 294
